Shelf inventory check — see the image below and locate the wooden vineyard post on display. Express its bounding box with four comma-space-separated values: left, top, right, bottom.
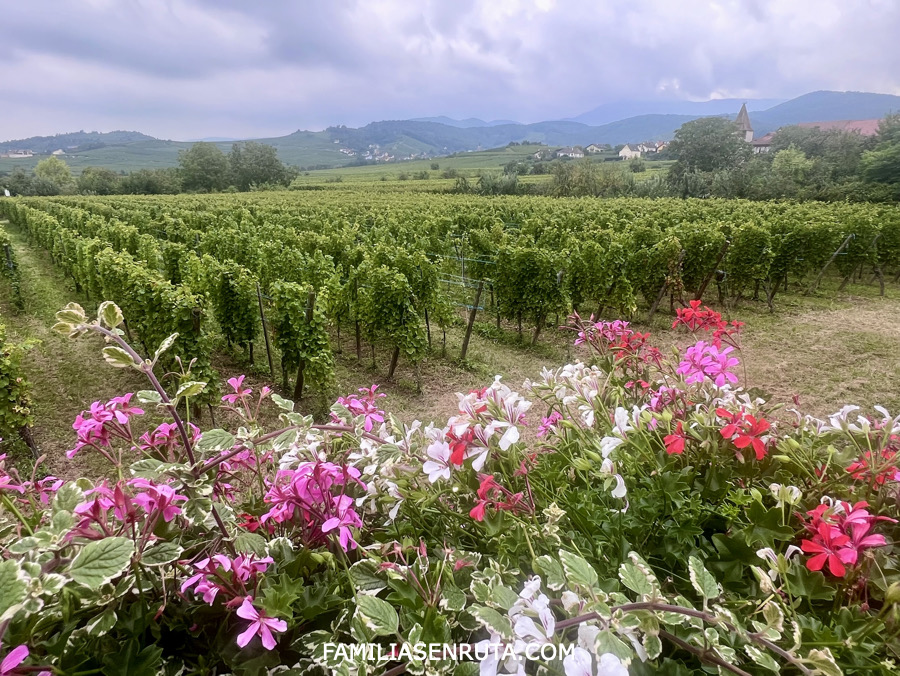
388, 346, 400, 379
256, 283, 275, 377
460, 280, 484, 361
354, 279, 362, 362
293, 291, 315, 401
805, 234, 854, 295
648, 250, 685, 324
838, 234, 879, 292
420, 267, 431, 348
696, 239, 730, 301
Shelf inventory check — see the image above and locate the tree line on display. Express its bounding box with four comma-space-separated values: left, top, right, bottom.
0, 141, 298, 197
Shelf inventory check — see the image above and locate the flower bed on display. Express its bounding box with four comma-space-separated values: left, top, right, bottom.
1, 300, 898, 675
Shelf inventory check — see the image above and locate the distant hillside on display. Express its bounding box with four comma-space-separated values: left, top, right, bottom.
569, 98, 785, 126
0, 130, 157, 154
2, 90, 899, 174
749, 91, 900, 134
411, 117, 521, 128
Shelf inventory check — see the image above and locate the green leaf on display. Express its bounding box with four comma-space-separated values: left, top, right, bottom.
593, 630, 633, 661
469, 605, 513, 640
619, 553, 659, 598
269, 429, 299, 453
440, 583, 467, 613
744, 645, 780, 672
234, 531, 268, 556
560, 549, 598, 588
141, 542, 183, 566
354, 595, 399, 637
102, 346, 137, 369
56, 302, 87, 325
270, 393, 295, 411
643, 633, 663, 660
0, 560, 26, 621
52, 481, 84, 513
87, 607, 118, 636
101, 641, 163, 676
136, 390, 163, 405
534, 555, 567, 591
688, 556, 720, 600
153, 333, 179, 361
68, 537, 135, 589
490, 585, 520, 611
805, 648, 842, 676
196, 428, 236, 453
175, 381, 207, 399
348, 560, 386, 594
97, 301, 123, 328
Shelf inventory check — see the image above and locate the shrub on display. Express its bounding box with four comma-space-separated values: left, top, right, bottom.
1, 300, 897, 675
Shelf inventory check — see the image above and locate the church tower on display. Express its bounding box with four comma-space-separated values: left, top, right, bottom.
736, 103, 754, 142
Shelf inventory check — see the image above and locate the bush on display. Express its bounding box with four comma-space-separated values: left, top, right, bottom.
2, 303, 899, 672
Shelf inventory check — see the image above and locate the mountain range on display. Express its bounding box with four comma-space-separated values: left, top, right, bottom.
1, 91, 898, 173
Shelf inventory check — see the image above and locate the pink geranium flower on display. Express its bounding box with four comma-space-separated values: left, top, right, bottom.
235, 597, 287, 650
222, 375, 253, 404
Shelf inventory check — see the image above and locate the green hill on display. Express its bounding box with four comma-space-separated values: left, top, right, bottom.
2, 90, 899, 175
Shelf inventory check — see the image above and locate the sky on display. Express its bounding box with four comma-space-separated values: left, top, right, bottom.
2, 0, 900, 141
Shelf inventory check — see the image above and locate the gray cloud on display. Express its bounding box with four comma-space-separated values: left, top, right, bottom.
1, 0, 899, 140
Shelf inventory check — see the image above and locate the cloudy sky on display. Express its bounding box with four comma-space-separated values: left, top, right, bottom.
2, 0, 899, 141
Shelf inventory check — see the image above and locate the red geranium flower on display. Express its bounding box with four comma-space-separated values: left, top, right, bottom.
801, 522, 854, 577
664, 421, 687, 455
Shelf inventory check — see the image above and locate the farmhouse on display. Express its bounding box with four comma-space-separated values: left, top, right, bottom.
618, 144, 641, 159
556, 146, 585, 159
751, 119, 881, 153
751, 133, 775, 153
585, 143, 609, 154
0, 150, 33, 158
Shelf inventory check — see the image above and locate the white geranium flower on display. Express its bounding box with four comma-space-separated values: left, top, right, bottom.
610, 475, 627, 499
563, 647, 628, 676
613, 407, 633, 437
580, 405, 595, 428
769, 483, 802, 507
599, 436, 624, 458
422, 441, 452, 483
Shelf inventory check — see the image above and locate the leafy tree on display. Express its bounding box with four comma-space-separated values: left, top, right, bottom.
861, 114, 900, 185
33, 156, 74, 193
667, 117, 751, 181
77, 167, 121, 195
228, 142, 290, 191
120, 168, 182, 194
1, 168, 34, 196
771, 146, 814, 184
178, 142, 229, 192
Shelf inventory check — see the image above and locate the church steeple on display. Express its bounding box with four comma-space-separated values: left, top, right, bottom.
736, 103, 754, 142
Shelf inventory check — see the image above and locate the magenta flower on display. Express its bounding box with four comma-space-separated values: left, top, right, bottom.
129, 479, 187, 522
321, 494, 364, 551
703, 345, 740, 387
332, 385, 386, 432
1, 645, 29, 675
182, 555, 274, 607
222, 375, 253, 404
107, 393, 144, 423
260, 462, 366, 551
236, 597, 287, 650
536, 412, 562, 438
677, 341, 740, 387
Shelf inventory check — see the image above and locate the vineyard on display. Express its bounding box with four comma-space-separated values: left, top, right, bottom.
1, 193, 899, 415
